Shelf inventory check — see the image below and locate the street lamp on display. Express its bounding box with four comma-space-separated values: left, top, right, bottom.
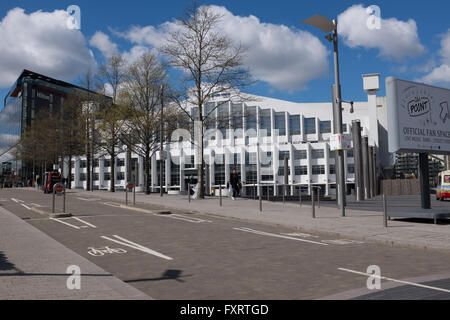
303, 14, 346, 216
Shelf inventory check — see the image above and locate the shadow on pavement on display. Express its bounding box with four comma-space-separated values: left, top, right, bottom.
125, 269, 191, 283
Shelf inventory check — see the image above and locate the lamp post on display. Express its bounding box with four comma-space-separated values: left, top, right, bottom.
160, 85, 164, 197
303, 14, 346, 217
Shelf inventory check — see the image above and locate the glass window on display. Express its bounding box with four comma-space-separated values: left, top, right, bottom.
329, 164, 335, 174
245, 106, 257, 136
117, 172, 125, 180
104, 159, 111, 168
232, 104, 243, 135
295, 166, 308, 175
347, 149, 354, 158
217, 104, 229, 139
79, 173, 86, 181
279, 151, 290, 160
260, 109, 271, 137
312, 165, 325, 175
294, 150, 307, 160
104, 172, 110, 181
274, 112, 286, 136
289, 115, 301, 135
80, 160, 87, 168
342, 123, 348, 133
93, 173, 99, 181
311, 149, 324, 159
116, 158, 125, 167
348, 164, 355, 174
171, 157, 180, 186
93, 159, 99, 167
278, 167, 290, 176
320, 120, 331, 134
304, 118, 316, 134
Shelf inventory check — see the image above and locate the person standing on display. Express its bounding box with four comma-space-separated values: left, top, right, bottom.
228, 168, 241, 200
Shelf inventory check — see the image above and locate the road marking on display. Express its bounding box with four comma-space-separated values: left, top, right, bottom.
30, 203, 43, 207
77, 197, 101, 201
338, 268, 450, 293
101, 235, 173, 260
20, 204, 32, 210
167, 214, 212, 223
281, 232, 319, 238
102, 202, 122, 208
72, 217, 97, 228
50, 218, 81, 229
233, 227, 328, 246
322, 239, 364, 245
11, 198, 24, 203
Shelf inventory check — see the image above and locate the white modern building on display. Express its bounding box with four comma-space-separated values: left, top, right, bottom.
68, 74, 391, 196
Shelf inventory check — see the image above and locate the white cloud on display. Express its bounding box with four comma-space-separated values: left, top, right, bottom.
89, 31, 118, 58
420, 29, 450, 85
338, 4, 425, 61
0, 8, 96, 88
118, 5, 329, 91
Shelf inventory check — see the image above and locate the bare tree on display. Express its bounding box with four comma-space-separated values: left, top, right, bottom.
96, 54, 126, 192
120, 51, 176, 194
161, 4, 252, 198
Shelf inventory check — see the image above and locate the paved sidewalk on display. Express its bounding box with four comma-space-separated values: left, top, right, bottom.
0, 205, 151, 300
69, 188, 450, 251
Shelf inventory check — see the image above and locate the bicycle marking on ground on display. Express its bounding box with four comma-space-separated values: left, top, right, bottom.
338, 268, 450, 293
87, 246, 127, 257
100, 235, 173, 260
233, 227, 328, 246
102, 202, 123, 208
49, 217, 81, 229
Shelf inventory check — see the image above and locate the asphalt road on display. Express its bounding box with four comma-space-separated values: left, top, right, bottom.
1, 188, 450, 300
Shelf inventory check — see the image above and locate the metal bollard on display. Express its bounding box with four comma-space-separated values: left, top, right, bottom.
133, 186, 136, 205
63, 186, 66, 213
299, 186, 302, 207
253, 183, 256, 200
267, 186, 270, 201
188, 183, 191, 203
219, 184, 222, 207
259, 184, 262, 212
383, 193, 388, 228
283, 184, 286, 205
317, 187, 320, 208
125, 187, 128, 205
311, 188, 316, 218
52, 187, 56, 214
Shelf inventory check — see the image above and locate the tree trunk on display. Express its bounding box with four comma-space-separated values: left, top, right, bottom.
145, 152, 151, 195
110, 150, 115, 192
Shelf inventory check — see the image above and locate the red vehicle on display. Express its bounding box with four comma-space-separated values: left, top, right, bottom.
43, 171, 61, 194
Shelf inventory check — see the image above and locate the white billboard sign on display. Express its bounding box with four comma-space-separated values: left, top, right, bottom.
329, 134, 352, 151
386, 77, 450, 154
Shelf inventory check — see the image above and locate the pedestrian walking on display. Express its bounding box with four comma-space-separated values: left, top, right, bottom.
227, 168, 241, 200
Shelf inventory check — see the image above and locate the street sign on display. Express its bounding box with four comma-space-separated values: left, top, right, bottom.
386, 77, 450, 154
330, 134, 352, 151
54, 183, 64, 196
127, 183, 134, 191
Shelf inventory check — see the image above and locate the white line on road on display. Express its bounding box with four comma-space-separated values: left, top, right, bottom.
233, 227, 328, 246
167, 214, 213, 223
77, 197, 101, 201
11, 198, 24, 203
30, 203, 43, 207
338, 268, 450, 293
72, 217, 97, 228
20, 204, 32, 210
49, 218, 81, 229
102, 202, 122, 208
101, 235, 173, 260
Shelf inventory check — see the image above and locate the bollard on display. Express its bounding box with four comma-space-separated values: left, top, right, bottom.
311, 188, 316, 218
253, 183, 256, 200
317, 187, 321, 208
383, 193, 388, 228
299, 186, 302, 207
259, 184, 262, 212
133, 185, 136, 205
52, 186, 56, 214
283, 185, 286, 205
219, 184, 222, 207
188, 183, 191, 203
267, 186, 270, 201
63, 186, 66, 213
125, 187, 128, 205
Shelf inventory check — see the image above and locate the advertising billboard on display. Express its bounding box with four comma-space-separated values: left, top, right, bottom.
386, 77, 450, 154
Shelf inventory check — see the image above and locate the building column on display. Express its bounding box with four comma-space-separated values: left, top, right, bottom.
74, 158, 80, 189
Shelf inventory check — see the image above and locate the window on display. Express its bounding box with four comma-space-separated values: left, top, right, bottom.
157, 161, 166, 186
348, 164, 355, 174
279, 151, 290, 160
171, 157, 180, 186
93, 159, 99, 167
304, 118, 316, 134
245, 106, 257, 136
311, 149, 324, 159
312, 165, 325, 175
245, 152, 257, 165
294, 149, 307, 160
347, 149, 354, 158
289, 115, 301, 135
278, 167, 290, 176
232, 104, 243, 135
117, 158, 125, 167
342, 123, 348, 133
104, 159, 111, 167
117, 172, 125, 180
80, 160, 87, 168
320, 120, 331, 134
217, 104, 229, 139
260, 109, 271, 136
295, 166, 308, 175
329, 165, 335, 174
70, 161, 74, 169
79, 173, 86, 181
93, 173, 99, 181
274, 112, 286, 136
104, 172, 111, 181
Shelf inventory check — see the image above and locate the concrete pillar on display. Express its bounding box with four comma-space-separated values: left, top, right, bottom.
74, 157, 80, 189
138, 156, 144, 189
352, 120, 364, 201
307, 143, 312, 195
151, 154, 157, 192
363, 74, 380, 166
368, 146, 374, 199
418, 153, 431, 209
362, 136, 371, 199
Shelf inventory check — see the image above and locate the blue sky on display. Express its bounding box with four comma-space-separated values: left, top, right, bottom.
1, 0, 449, 104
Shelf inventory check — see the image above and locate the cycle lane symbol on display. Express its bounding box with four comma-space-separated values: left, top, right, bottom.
87, 246, 127, 257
